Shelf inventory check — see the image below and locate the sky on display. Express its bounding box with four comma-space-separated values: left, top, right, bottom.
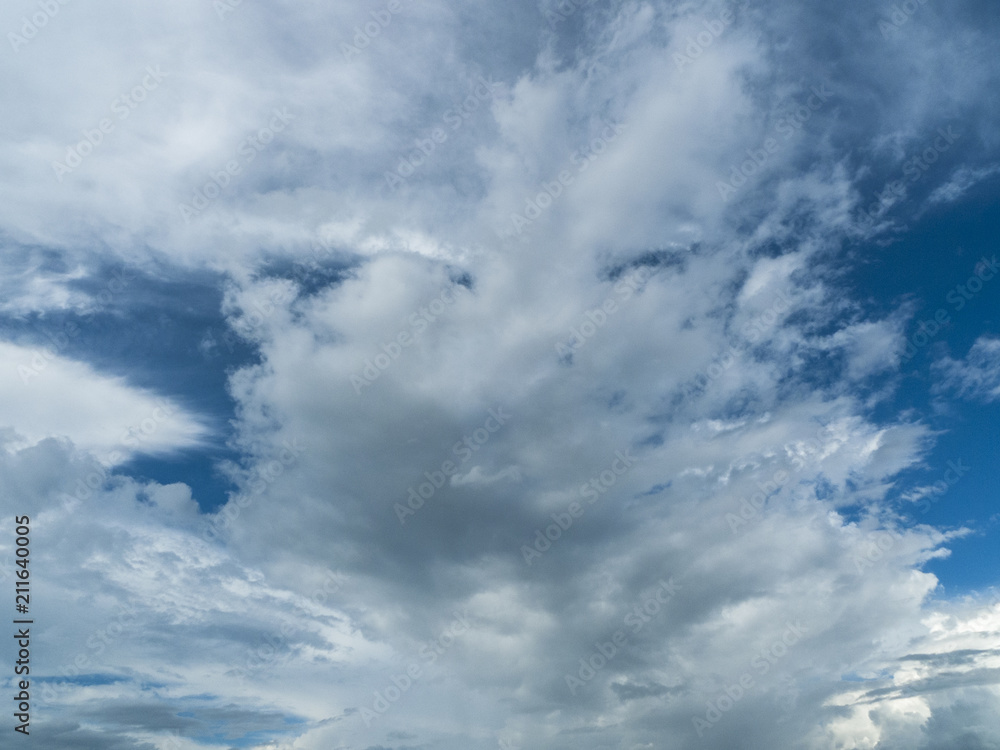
0, 0, 999, 748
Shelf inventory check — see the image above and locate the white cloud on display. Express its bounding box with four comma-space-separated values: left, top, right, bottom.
927, 164, 1000, 206
1, 0, 999, 747
0, 341, 209, 464
933, 336, 1000, 403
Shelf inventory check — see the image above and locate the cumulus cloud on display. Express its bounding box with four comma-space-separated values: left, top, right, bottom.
1, 0, 999, 748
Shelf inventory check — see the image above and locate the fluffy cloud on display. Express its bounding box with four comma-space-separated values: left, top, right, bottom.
0, 341, 208, 464
1, 0, 999, 748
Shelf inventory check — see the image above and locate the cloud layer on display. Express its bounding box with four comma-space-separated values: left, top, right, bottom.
1, 0, 1000, 748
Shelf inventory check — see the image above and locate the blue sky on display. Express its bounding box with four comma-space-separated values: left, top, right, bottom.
1, 1, 1000, 749
843, 181, 1000, 595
